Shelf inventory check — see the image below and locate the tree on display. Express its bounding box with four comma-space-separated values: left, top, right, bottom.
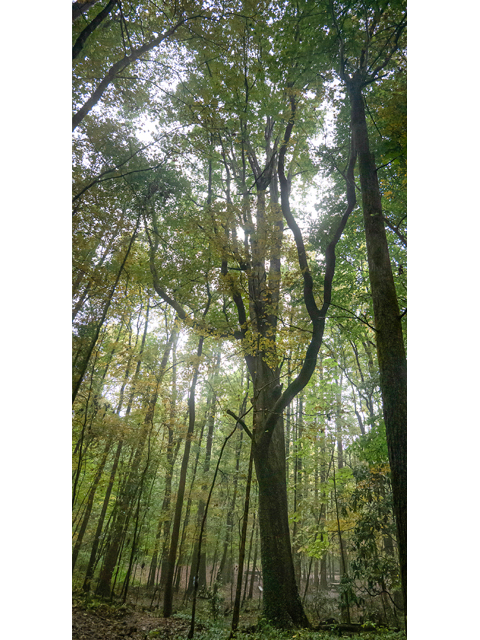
327, 0, 407, 614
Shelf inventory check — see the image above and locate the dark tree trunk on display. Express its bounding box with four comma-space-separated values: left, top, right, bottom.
335, 374, 344, 470
217, 391, 245, 585
252, 399, 309, 627
347, 76, 407, 613
242, 508, 255, 604
147, 332, 179, 589
83, 438, 123, 592
72, 1, 100, 22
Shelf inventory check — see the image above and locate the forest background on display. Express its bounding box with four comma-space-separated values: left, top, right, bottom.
1, 2, 479, 640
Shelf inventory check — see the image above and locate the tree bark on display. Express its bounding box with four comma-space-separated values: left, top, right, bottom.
347, 75, 407, 614
72, 1, 100, 22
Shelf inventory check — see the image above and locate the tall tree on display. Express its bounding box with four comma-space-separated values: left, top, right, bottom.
328, 0, 407, 613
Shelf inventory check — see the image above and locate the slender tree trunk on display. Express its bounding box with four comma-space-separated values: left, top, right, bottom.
335, 373, 344, 470
83, 438, 123, 592
73, 437, 112, 571
231, 445, 254, 633
72, 0, 100, 21
96, 317, 174, 598
332, 455, 350, 624
72, 0, 118, 60
72, 17, 188, 130
217, 437, 242, 585
173, 409, 207, 596
247, 527, 258, 600
147, 332, 179, 589
187, 351, 221, 593
72, 215, 140, 403
293, 394, 304, 584
163, 335, 205, 617
242, 508, 255, 604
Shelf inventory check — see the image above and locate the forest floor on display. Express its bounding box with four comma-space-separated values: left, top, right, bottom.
72, 600, 192, 640
72, 588, 405, 640
72, 598, 406, 640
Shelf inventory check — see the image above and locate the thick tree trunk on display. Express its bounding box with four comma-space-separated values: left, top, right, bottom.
253, 406, 309, 627
348, 77, 407, 613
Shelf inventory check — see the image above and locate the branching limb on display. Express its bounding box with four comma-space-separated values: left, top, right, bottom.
263, 108, 357, 445
226, 409, 252, 440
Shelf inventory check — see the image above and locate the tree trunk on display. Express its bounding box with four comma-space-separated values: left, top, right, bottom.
217, 388, 246, 585
163, 335, 205, 617
82, 438, 123, 592
347, 77, 407, 613
72, 437, 112, 571
242, 508, 255, 604
72, 0, 117, 60
72, 18, 188, 130
147, 332, 179, 589
72, 215, 140, 403
253, 403, 309, 627
95, 318, 174, 598
231, 445, 254, 633
187, 351, 221, 593
247, 527, 258, 600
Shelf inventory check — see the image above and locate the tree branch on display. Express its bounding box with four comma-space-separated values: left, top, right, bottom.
263, 101, 358, 445
226, 409, 252, 440
73, 14, 204, 129
73, 0, 118, 60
